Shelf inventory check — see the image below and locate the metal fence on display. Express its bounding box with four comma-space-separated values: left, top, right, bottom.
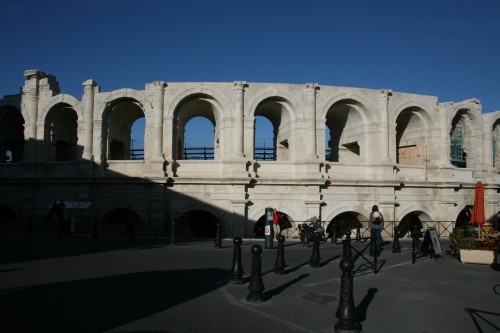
1, 206, 490, 241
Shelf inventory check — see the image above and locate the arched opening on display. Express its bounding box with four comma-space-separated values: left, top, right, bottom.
254, 115, 274, 160
176, 210, 219, 238
183, 116, 215, 160
254, 98, 291, 161
325, 100, 364, 163
0, 204, 19, 232
0, 106, 24, 163
253, 210, 291, 238
326, 211, 363, 239
173, 95, 219, 161
45, 104, 78, 162
450, 109, 480, 169
104, 99, 145, 161
395, 108, 426, 165
130, 117, 145, 160
102, 208, 143, 225
455, 205, 473, 229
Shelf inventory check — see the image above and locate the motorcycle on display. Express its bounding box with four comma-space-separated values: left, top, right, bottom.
299, 217, 326, 244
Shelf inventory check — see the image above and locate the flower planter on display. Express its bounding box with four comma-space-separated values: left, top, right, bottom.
460, 249, 495, 265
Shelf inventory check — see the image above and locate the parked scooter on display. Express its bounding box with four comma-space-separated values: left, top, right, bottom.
299, 216, 325, 245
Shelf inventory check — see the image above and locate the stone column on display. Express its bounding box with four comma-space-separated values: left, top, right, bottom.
233, 81, 247, 159
378, 89, 391, 162
483, 121, 494, 171
439, 103, 452, 167
305, 83, 320, 159
22, 70, 42, 162
82, 80, 97, 160
231, 200, 248, 238
152, 81, 167, 161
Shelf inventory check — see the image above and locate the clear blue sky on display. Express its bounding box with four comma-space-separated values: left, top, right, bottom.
1, 0, 499, 148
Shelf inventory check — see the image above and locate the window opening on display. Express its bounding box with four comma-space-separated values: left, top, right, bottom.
450, 129, 466, 168
183, 116, 214, 160
255, 115, 275, 160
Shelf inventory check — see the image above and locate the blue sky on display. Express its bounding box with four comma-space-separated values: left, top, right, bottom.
1, 0, 499, 148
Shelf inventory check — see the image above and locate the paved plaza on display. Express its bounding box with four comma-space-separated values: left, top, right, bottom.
0, 233, 499, 333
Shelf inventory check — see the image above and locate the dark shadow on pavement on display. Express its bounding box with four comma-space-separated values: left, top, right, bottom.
355, 287, 378, 331
264, 274, 309, 300
320, 255, 341, 267
465, 307, 500, 332
0, 268, 227, 333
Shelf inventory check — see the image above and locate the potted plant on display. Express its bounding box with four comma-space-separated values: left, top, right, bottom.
449, 226, 497, 265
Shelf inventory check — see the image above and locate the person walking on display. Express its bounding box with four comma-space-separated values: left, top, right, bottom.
369, 205, 384, 253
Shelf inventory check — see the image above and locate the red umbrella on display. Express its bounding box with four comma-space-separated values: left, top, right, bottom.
470, 181, 485, 226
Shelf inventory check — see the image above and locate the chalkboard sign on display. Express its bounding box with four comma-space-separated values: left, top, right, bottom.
428, 228, 443, 255
419, 227, 443, 258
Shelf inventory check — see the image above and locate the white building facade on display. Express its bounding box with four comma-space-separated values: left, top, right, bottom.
1, 69, 499, 239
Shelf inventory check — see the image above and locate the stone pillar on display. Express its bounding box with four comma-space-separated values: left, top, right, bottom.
483, 122, 494, 171
231, 200, 248, 238
22, 70, 42, 162
233, 81, 247, 159
378, 89, 391, 162
82, 80, 97, 160
439, 103, 452, 167
152, 81, 167, 161
305, 83, 319, 159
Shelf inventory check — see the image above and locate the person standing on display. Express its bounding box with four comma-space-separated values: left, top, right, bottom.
369, 205, 384, 253
273, 208, 283, 238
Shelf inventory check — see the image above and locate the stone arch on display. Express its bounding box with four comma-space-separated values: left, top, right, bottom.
39, 94, 84, 122
44, 102, 79, 162
252, 96, 296, 161
448, 100, 483, 169
170, 92, 225, 161
322, 98, 369, 163
0, 105, 24, 163
100, 97, 146, 161
393, 103, 432, 165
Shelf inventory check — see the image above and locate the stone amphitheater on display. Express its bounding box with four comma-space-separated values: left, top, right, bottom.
0, 69, 499, 239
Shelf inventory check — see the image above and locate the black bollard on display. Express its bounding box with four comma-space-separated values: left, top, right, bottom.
392, 226, 401, 253
411, 225, 418, 264
369, 228, 376, 255
214, 222, 222, 248
170, 218, 176, 246
26, 216, 33, 236
273, 234, 286, 274
247, 244, 265, 302
229, 237, 244, 284
309, 231, 322, 268
343, 230, 353, 257
334, 257, 359, 333
355, 224, 361, 243
92, 218, 99, 241
331, 222, 337, 245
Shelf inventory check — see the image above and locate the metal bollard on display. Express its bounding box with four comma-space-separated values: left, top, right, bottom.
273, 234, 286, 274
334, 257, 359, 333
343, 230, 353, 257
229, 237, 244, 284
369, 228, 376, 255
214, 222, 222, 248
392, 226, 401, 253
170, 219, 176, 246
331, 222, 337, 245
247, 244, 265, 302
309, 231, 322, 268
